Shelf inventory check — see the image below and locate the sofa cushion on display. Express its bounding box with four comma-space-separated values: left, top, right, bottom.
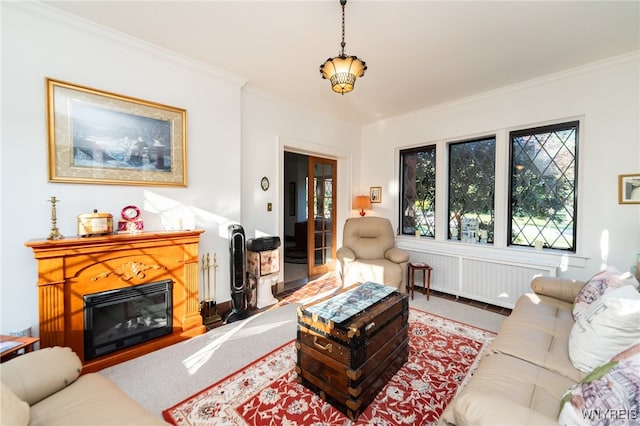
29, 373, 167, 426
489, 293, 585, 382
531, 276, 585, 304
568, 285, 640, 373
1, 383, 29, 426
559, 342, 640, 426
1, 347, 81, 406
449, 353, 577, 425
573, 268, 639, 321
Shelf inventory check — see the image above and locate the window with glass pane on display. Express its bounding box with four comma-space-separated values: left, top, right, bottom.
400, 146, 436, 237
448, 137, 496, 243
509, 121, 578, 251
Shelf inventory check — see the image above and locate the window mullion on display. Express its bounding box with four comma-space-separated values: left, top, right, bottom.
493, 130, 509, 248
434, 139, 448, 241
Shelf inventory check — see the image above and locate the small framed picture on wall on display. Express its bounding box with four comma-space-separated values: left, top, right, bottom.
370, 186, 382, 203
619, 173, 640, 204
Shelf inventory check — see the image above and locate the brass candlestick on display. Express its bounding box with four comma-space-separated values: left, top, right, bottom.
47, 196, 64, 240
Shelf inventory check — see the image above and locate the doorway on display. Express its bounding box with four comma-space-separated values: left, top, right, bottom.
283, 152, 337, 288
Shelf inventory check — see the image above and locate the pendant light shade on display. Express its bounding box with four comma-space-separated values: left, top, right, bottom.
319, 0, 366, 95
320, 55, 367, 94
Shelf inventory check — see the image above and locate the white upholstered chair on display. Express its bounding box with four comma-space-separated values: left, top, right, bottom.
336, 217, 409, 292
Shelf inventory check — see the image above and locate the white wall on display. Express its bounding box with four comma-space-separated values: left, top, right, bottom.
361, 53, 640, 281
0, 2, 360, 335
240, 87, 362, 284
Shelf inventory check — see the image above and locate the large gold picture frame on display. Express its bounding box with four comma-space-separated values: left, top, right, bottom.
46, 78, 187, 186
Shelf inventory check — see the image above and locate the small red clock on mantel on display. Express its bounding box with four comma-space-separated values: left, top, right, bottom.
117, 205, 144, 233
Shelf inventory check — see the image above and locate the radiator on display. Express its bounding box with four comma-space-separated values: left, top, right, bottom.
405, 250, 557, 308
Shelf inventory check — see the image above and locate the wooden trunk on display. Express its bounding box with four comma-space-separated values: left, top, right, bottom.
295, 283, 409, 421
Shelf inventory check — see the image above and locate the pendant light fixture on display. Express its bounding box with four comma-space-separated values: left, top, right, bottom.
319, 0, 367, 95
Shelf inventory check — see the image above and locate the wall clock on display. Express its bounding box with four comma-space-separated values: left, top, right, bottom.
261, 176, 270, 191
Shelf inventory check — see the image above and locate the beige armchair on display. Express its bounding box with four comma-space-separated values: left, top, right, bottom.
337, 217, 409, 292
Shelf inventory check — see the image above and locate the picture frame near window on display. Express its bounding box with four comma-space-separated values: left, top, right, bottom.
618, 173, 640, 204
370, 186, 382, 203
46, 78, 187, 186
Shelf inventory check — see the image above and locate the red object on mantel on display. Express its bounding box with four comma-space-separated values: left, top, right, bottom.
117, 220, 144, 232
24, 230, 206, 373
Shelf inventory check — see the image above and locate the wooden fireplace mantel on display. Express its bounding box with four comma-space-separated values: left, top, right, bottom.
25, 229, 206, 373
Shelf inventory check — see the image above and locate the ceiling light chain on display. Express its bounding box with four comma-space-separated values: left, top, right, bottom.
340, 0, 346, 56
320, 0, 367, 95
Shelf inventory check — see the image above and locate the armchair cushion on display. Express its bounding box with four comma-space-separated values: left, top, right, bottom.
1, 346, 81, 406
336, 246, 355, 262
342, 217, 397, 260
338, 217, 408, 292
385, 247, 409, 264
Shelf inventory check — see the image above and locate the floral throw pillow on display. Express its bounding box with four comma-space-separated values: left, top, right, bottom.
569, 285, 640, 373
559, 342, 640, 426
573, 268, 640, 321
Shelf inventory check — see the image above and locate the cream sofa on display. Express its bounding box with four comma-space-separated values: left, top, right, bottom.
337, 217, 409, 292
1, 346, 167, 426
441, 268, 640, 425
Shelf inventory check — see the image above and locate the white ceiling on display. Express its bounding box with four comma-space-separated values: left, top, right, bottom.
44, 1, 640, 125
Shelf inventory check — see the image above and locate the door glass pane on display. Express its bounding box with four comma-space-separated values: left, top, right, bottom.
313, 162, 333, 266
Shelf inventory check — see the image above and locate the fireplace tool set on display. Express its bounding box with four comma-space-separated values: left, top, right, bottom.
200, 252, 222, 327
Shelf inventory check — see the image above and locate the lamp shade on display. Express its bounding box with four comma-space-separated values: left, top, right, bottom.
320, 55, 367, 94
353, 195, 371, 216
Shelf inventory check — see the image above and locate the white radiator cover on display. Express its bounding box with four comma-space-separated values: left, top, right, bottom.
403, 249, 557, 308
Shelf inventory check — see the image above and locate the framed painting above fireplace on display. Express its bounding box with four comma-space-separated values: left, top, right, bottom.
46, 78, 187, 187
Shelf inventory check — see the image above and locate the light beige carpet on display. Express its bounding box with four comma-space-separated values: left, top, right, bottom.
99, 272, 506, 418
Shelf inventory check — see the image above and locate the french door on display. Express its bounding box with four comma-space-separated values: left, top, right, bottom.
307, 156, 337, 276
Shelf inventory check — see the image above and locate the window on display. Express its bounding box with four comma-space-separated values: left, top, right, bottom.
400, 146, 436, 237
509, 121, 578, 251
448, 137, 496, 243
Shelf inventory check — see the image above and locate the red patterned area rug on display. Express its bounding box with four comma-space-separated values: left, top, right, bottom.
163, 309, 495, 426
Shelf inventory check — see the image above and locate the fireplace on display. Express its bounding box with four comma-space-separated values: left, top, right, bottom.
84, 279, 173, 360
25, 230, 205, 373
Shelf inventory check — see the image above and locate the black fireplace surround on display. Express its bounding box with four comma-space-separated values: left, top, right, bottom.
84, 279, 173, 360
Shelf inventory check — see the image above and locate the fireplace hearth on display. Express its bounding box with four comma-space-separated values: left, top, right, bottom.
84, 279, 173, 360
25, 230, 205, 373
